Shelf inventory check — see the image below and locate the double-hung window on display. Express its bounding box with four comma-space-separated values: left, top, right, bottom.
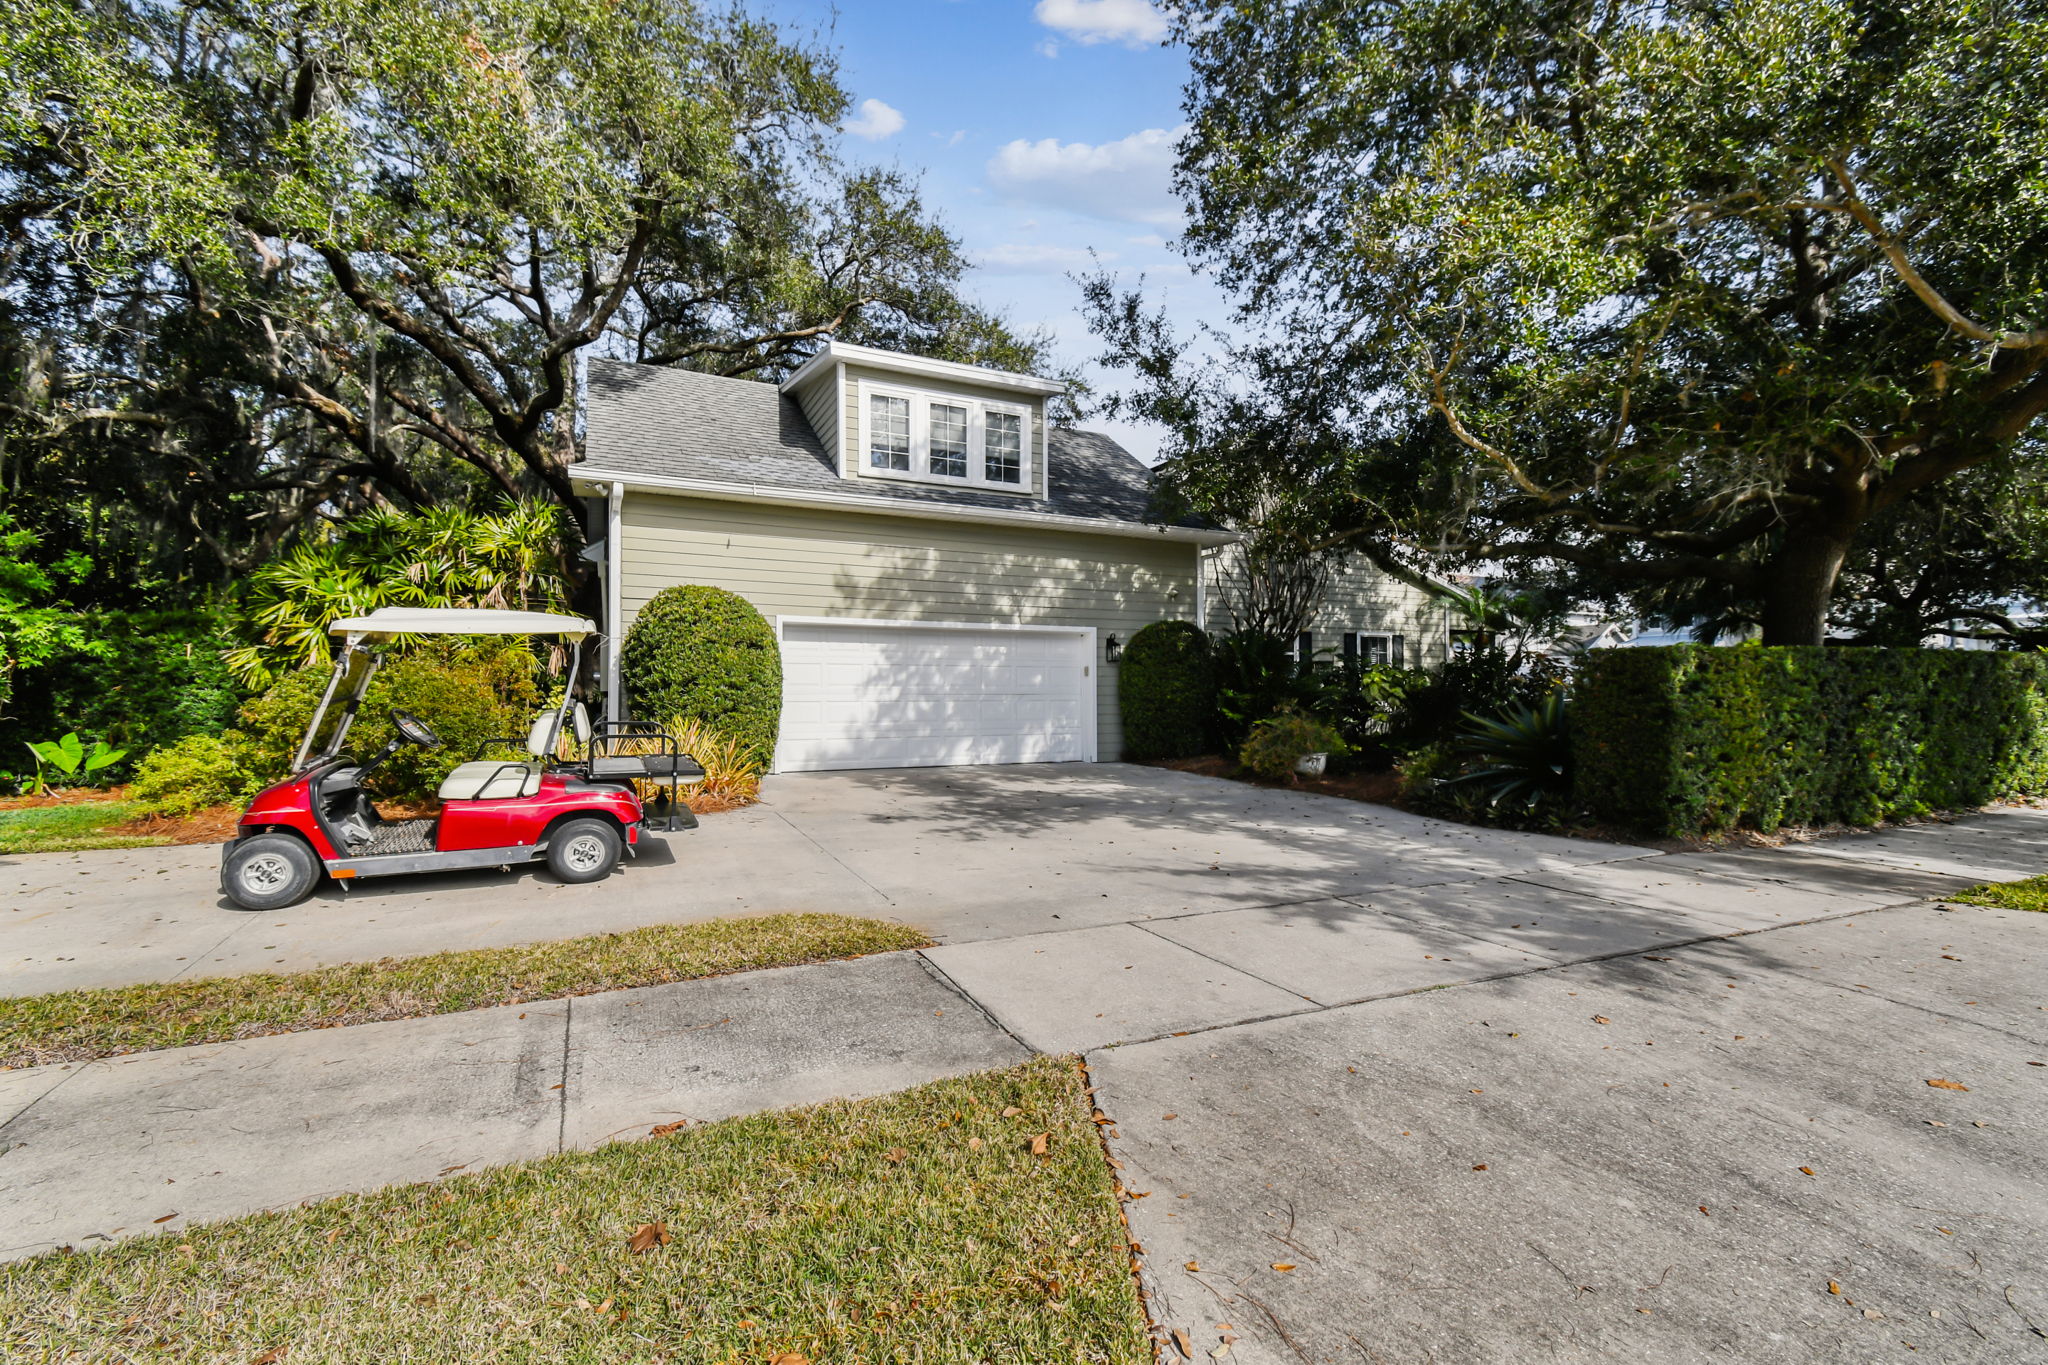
868, 394, 911, 471
984, 410, 1023, 485
929, 402, 969, 478
859, 381, 1033, 492
1343, 632, 1406, 667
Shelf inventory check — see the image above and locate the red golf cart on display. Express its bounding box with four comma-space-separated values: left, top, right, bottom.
220, 607, 700, 910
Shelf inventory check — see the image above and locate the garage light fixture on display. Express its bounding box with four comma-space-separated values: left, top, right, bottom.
1104, 633, 1123, 663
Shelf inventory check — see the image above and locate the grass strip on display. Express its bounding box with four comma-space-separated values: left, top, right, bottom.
0, 800, 169, 854
0, 914, 930, 1070
0, 1056, 1148, 1363
1949, 875, 2048, 913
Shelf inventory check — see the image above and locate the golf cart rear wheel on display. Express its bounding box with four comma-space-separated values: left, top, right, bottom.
546, 817, 621, 885
224, 834, 320, 911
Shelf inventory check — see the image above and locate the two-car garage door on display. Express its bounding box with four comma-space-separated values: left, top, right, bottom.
775, 619, 1094, 772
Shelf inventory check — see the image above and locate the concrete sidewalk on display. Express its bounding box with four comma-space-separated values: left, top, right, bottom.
4, 807, 2018, 1262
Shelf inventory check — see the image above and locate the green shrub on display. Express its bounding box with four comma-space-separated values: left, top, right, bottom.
130, 734, 256, 817
0, 609, 243, 772
1573, 646, 2048, 837
621, 586, 782, 768
1448, 693, 1573, 811
1238, 710, 1350, 780
1118, 620, 1214, 759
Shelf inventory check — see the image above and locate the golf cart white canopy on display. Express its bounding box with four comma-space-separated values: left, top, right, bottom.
328, 608, 597, 641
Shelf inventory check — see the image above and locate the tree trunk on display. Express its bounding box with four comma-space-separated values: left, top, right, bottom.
1757, 522, 1856, 645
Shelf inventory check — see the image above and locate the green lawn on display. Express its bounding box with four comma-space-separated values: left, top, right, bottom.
0, 914, 930, 1069
0, 799, 167, 854
0, 1056, 1149, 1364
1950, 876, 2048, 913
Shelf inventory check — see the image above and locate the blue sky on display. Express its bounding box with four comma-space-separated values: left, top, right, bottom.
757, 0, 1221, 461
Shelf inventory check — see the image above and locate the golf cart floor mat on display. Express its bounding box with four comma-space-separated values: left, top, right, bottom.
356, 817, 438, 856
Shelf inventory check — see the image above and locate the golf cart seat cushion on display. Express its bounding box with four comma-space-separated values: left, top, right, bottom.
438, 760, 544, 801
590, 754, 706, 782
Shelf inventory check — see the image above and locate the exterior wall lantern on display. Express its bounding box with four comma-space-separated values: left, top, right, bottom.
1104, 633, 1123, 664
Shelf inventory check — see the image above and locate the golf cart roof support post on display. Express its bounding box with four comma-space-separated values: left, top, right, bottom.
326, 648, 383, 760
551, 642, 583, 756
293, 645, 355, 770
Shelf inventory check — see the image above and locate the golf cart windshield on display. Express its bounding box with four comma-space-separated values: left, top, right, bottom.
293, 608, 599, 770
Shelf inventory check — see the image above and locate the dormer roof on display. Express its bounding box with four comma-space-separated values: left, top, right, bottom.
580, 356, 1222, 539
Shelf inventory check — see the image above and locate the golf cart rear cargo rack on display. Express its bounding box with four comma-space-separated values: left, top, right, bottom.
585, 719, 704, 831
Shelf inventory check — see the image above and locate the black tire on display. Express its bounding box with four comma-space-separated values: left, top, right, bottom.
222, 833, 320, 911
545, 817, 622, 885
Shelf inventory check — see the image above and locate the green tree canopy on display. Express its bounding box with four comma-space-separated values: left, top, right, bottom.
1092, 0, 2048, 644
1, 0, 1046, 601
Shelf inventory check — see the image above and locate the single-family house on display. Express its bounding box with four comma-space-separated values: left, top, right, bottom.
576, 342, 1447, 772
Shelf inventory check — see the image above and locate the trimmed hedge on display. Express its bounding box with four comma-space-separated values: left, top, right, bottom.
1573, 646, 2048, 836
1118, 620, 1215, 760
621, 586, 782, 768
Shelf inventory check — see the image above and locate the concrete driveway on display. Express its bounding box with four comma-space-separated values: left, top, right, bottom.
0, 762, 1657, 996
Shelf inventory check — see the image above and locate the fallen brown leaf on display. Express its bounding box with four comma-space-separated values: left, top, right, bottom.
770, 1355, 810, 1365
883, 1147, 909, 1164
968, 1137, 983, 1150
251, 1350, 286, 1365
1171, 1328, 1195, 1358
1270, 1262, 1296, 1273
1472, 1163, 1489, 1171
1828, 1281, 1843, 1295
1002, 1106, 1023, 1117
648, 1120, 688, 1137
626, 1222, 670, 1254
1592, 1016, 1611, 1025
1185, 1260, 1201, 1272
153, 1213, 179, 1224
1925, 1078, 1969, 1091
1162, 1112, 1179, 1120
1029, 1132, 1050, 1156
1799, 1166, 1816, 1176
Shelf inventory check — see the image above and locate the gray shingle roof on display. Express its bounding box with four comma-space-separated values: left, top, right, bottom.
582, 357, 1187, 528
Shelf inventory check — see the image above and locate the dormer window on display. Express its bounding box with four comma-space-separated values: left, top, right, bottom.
860, 379, 1032, 492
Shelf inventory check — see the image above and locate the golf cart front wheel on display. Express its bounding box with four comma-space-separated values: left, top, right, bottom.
546, 818, 622, 885
223, 834, 320, 911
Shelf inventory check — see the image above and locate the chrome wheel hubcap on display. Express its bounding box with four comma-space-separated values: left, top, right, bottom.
562, 834, 607, 873
241, 853, 292, 891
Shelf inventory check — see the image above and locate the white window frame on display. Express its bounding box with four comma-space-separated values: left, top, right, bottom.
856, 378, 1034, 493
1345, 631, 1405, 667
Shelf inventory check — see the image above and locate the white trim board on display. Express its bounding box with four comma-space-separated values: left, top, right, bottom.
573, 466, 1238, 546
780, 339, 1066, 399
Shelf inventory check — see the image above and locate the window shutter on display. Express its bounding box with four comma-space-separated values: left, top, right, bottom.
1392, 634, 1406, 665
1342, 632, 1359, 664
1296, 632, 1314, 666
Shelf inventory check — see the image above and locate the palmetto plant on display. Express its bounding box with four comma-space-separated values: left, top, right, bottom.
1448, 693, 1572, 811
227, 502, 568, 687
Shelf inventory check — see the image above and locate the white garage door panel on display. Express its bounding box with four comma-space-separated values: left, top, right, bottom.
777, 620, 1092, 772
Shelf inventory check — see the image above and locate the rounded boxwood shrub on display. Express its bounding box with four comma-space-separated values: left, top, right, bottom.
621, 586, 782, 768
1118, 619, 1215, 760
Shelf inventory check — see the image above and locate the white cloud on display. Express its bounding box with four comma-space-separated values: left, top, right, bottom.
842, 98, 905, 141
986, 126, 1185, 226
935, 129, 966, 148
975, 243, 1106, 274
1033, 0, 1168, 47
1035, 38, 1061, 59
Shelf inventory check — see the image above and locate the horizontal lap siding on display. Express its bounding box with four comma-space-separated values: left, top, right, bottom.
619, 492, 1199, 759
1205, 551, 1452, 668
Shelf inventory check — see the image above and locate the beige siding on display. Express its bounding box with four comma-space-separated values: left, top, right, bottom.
840, 362, 1048, 498
1204, 548, 1451, 669
619, 492, 1199, 761
790, 365, 840, 472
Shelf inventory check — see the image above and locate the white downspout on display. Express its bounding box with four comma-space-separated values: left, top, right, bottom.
605, 481, 624, 722
1195, 545, 1216, 631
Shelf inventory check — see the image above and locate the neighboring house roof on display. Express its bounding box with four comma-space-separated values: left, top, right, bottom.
580, 357, 1208, 533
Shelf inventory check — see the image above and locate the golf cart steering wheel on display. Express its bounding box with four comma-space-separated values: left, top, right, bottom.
389, 709, 442, 749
